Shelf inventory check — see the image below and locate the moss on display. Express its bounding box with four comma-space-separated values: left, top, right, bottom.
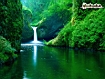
21, 6, 33, 42
71, 9, 105, 50
0, 0, 23, 51
47, 8, 105, 50
22, 5, 32, 14
36, 1, 72, 40
0, 36, 17, 63
47, 35, 65, 46
47, 22, 74, 46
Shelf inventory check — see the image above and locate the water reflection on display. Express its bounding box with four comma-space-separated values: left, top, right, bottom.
0, 46, 105, 79
0, 56, 24, 79
23, 71, 28, 79
33, 46, 37, 65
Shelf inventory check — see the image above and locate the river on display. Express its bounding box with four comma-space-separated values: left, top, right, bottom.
0, 44, 105, 79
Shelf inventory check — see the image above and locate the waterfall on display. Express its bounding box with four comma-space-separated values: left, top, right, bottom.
21, 27, 43, 45
32, 27, 37, 42
26, 26, 42, 44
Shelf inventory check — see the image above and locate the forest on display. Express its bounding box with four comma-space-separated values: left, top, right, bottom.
0, 0, 105, 64
0, 0, 105, 79
21, 0, 105, 50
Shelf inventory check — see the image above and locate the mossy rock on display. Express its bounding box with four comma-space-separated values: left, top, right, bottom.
21, 6, 33, 42
47, 8, 105, 50
37, 12, 71, 40
0, 36, 17, 64
21, 25, 34, 42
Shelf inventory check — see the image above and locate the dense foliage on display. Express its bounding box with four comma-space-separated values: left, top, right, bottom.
71, 9, 105, 50
36, 0, 72, 40
0, 0, 23, 51
47, 0, 105, 50
21, 0, 72, 40
21, 0, 105, 50
0, 0, 23, 63
0, 36, 17, 64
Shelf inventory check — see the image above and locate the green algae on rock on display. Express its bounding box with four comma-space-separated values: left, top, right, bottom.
0, 36, 17, 64
21, 6, 33, 42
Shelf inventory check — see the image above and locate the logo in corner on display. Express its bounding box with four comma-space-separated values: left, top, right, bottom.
81, 2, 104, 9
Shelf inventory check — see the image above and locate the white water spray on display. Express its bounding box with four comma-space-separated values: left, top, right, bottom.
21, 27, 43, 46
32, 27, 37, 42
31, 27, 42, 44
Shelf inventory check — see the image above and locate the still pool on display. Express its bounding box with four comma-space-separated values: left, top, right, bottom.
0, 45, 105, 79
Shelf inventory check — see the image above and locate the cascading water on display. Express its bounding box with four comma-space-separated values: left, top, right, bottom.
31, 27, 42, 44
32, 27, 37, 42
21, 27, 43, 46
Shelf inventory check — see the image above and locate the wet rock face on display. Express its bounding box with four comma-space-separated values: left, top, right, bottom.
0, 0, 23, 51
37, 15, 65, 40
37, 5, 72, 41
21, 25, 34, 43
37, 24, 63, 40
0, 36, 17, 64
21, 7, 33, 43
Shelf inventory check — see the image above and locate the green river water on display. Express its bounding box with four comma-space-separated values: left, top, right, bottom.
0, 44, 105, 79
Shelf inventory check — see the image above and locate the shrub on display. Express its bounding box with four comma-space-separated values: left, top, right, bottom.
0, 36, 17, 63
47, 8, 105, 50
71, 9, 105, 50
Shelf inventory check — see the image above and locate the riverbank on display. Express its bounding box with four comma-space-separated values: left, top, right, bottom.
46, 8, 105, 51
